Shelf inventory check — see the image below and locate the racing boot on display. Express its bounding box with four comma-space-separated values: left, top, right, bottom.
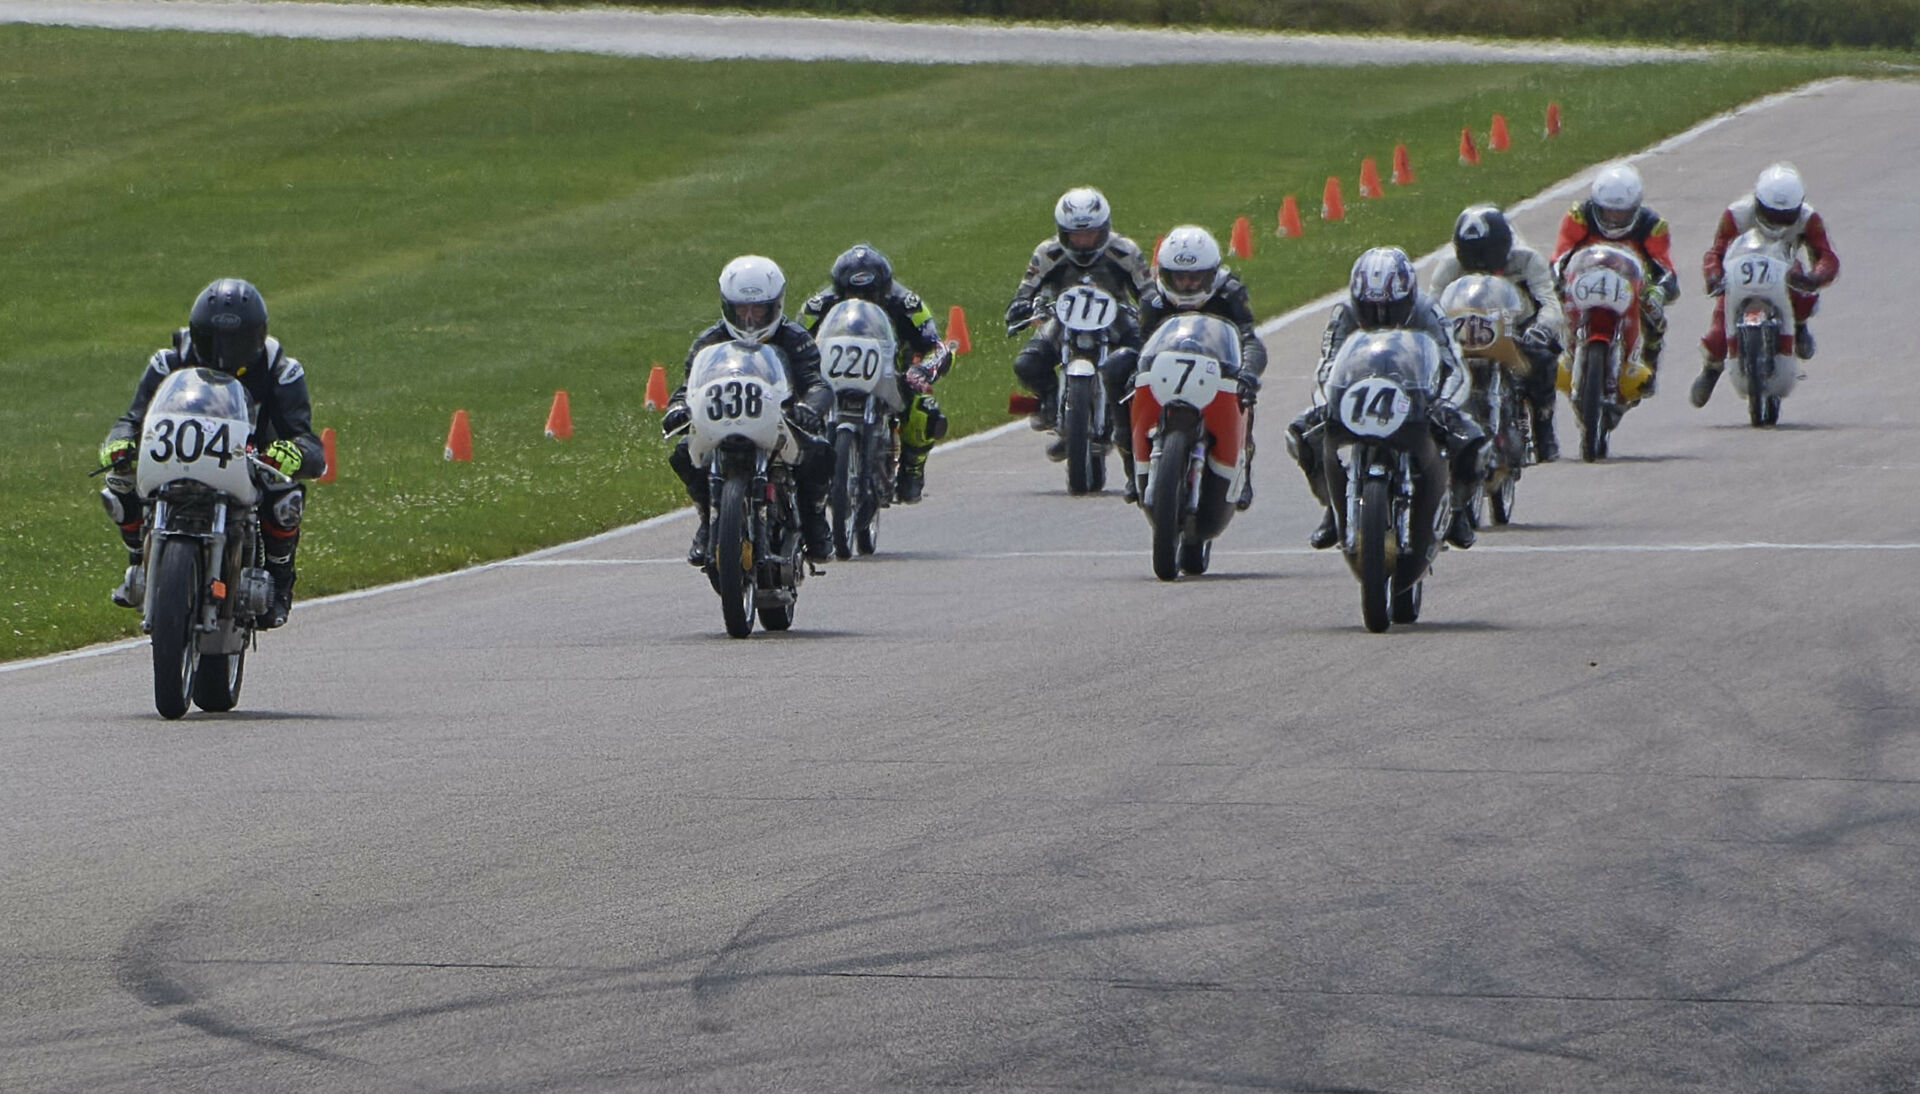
1530, 403, 1559, 463
1309, 507, 1339, 550
1235, 436, 1256, 511
1445, 506, 1477, 550
895, 444, 930, 505
261, 562, 295, 630
686, 503, 711, 567
1690, 365, 1722, 409
1794, 322, 1816, 360
801, 498, 833, 564
110, 551, 145, 609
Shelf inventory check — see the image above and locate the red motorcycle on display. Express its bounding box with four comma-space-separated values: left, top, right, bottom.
1559, 243, 1654, 462
1128, 314, 1250, 581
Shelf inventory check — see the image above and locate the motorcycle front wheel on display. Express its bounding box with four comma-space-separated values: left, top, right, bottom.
830, 430, 859, 559
1150, 427, 1194, 582
1063, 373, 1105, 496
1358, 478, 1392, 634
856, 425, 884, 556
1577, 343, 1608, 463
1739, 326, 1778, 428
149, 538, 200, 719
714, 472, 756, 639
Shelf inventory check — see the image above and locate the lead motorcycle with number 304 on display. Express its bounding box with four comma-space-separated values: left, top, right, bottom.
115, 367, 287, 719
815, 299, 902, 558
1130, 314, 1249, 581
1320, 331, 1451, 633
679, 341, 811, 638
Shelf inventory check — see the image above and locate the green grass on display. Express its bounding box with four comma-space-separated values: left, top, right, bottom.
0, 24, 1853, 660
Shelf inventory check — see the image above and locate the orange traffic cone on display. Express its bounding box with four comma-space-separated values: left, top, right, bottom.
1545, 102, 1562, 137
316, 427, 337, 483
1152, 234, 1165, 269
643, 364, 669, 411
1321, 176, 1346, 221
1228, 216, 1253, 258
1459, 127, 1480, 165
946, 304, 971, 354
1276, 195, 1304, 238
1358, 157, 1385, 199
1490, 113, 1511, 152
444, 409, 472, 462
1391, 143, 1415, 185
545, 390, 572, 440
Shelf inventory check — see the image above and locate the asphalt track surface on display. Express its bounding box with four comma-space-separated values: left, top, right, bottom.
0, 0, 1705, 65
4, 55, 1919, 1094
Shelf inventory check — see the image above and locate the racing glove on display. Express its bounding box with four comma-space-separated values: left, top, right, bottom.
1236, 371, 1261, 410
1787, 269, 1821, 293
660, 400, 691, 437
1704, 272, 1726, 297
259, 439, 302, 477
789, 402, 825, 437
100, 437, 138, 470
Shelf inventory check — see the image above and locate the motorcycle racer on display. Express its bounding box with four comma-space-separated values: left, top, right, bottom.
98, 278, 322, 629
1551, 162, 1681, 394
1137, 225, 1267, 506
1288, 247, 1486, 551
663, 255, 835, 567
1689, 163, 1841, 408
1004, 186, 1154, 460
1430, 204, 1568, 462
799, 243, 955, 504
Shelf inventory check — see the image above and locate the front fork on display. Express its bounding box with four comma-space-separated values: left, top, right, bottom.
1343, 444, 1414, 557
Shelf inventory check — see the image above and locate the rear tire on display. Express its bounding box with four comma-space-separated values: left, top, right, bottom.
1150, 427, 1193, 581
192, 651, 245, 713
1179, 538, 1210, 576
1063, 374, 1103, 496
1391, 576, 1422, 624
1577, 343, 1607, 463
760, 602, 794, 631
149, 539, 200, 720
714, 472, 755, 639
1359, 478, 1392, 634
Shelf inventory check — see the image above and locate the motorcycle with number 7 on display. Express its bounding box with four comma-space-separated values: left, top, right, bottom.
1130, 314, 1249, 581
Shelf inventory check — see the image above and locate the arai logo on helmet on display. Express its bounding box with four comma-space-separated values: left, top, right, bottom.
1169, 253, 1198, 267
736, 285, 767, 299
211, 313, 244, 330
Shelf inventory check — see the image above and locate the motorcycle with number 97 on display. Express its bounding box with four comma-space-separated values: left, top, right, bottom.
1718, 227, 1800, 427
109, 367, 287, 719
678, 341, 813, 638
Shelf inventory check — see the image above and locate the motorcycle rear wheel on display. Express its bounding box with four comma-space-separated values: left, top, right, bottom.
1577, 342, 1607, 463
192, 651, 245, 713
1150, 427, 1194, 581
714, 473, 756, 639
1359, 478, 1392, 634
149, 539, 200, 719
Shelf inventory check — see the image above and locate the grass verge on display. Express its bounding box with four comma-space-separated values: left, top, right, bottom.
0, 24, 1853, 660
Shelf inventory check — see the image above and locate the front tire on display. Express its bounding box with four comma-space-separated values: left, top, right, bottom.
714, 472, 756, 639
856, 425, 884, 556
1577, 342, 1608, 463
830, 430, 857, 559
1359, 478, 1392, 633
1063, 374, 1104, 496
1150, 427, 1194, 581
149, 539, 200, 719
1490, 472, 1516, 526
192, 651, 245, 713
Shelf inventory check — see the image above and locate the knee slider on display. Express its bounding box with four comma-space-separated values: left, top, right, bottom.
268, 486, 307, 532
920, 395, 948, 441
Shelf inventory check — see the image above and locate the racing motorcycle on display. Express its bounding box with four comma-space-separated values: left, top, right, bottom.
1320, 331, 1451, 633
1718, 227, 1800, 427
1439, 275, 1531, 526
678, 341, 811, 638
814, 298, 902, 557
1131, 314, 1249, 581
104, 367, 285, 719
1008, 281, 1128, 495
1558, 243, 1654, 462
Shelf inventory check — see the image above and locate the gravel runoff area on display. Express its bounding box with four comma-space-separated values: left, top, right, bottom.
0, 0, 1712, 65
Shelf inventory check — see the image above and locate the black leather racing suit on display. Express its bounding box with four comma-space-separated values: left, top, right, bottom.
666, 319, 834, 514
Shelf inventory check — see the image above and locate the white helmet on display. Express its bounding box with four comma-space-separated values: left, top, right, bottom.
718, 255, 785, 344
1154, 225, 1223, 309
1753, 162, 1806, 236
1054, 186, 1112, 267
1588, 163, 1644, 240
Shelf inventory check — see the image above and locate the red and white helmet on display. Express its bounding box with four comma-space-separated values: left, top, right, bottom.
1753, 162, 1806, 236
1589, 163, 1644, 240
1154, 225, 1223, 309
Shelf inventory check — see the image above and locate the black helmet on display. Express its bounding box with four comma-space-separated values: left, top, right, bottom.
187, 278, 269, 374
1452, 204, 1514, 274
829, 244, 893, 302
